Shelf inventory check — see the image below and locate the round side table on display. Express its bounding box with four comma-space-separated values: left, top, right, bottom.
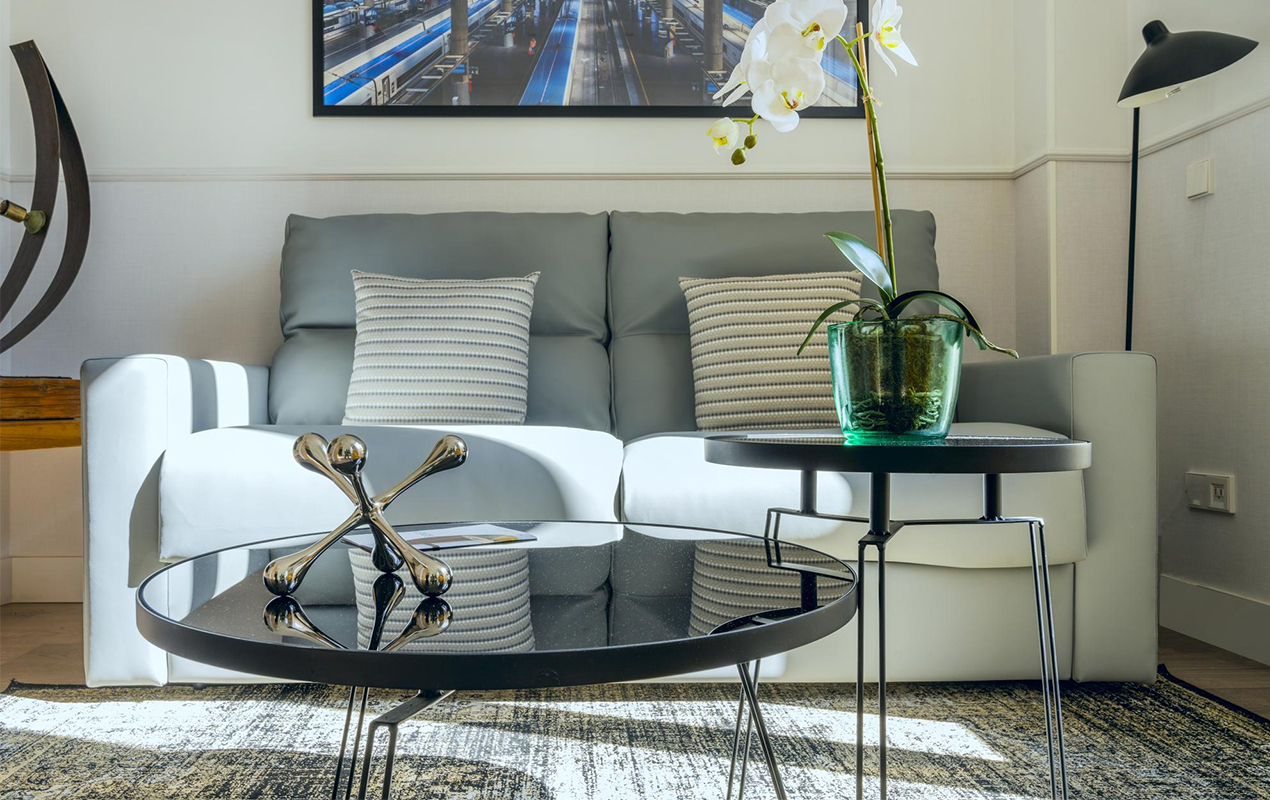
705, 433, 1092, 800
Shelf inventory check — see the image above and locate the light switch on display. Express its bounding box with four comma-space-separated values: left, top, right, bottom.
1186, 158, 1213, 198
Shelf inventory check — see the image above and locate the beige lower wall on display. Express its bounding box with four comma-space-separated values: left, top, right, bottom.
1012, 160, 1130, 358
0, 447, 83, 604
1054, 161, 1129, 354
1013, 164, 1054, 356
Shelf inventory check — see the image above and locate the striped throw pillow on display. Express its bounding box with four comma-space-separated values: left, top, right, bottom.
349, 547, 534, 653
689, 538, 852, 636
679, 272, 863, 430
343, 270, 540, 425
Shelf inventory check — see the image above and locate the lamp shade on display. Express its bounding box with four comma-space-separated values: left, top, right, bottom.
1118, 20, 1258, 108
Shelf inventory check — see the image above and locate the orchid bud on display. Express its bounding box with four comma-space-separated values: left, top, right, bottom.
744, 134, 757, 149
731, 148, 747, 165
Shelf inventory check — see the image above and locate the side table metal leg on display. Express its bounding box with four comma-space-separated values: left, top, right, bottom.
737, 659, 787, 800
856, 539, 866, 800
1036, 522, 1069, 799
1028, 522, 1060, 800
877, 542, 887, 800
727, 659, 762, 800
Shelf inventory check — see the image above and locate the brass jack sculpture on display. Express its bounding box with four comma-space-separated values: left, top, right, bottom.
262, 433, 467, 597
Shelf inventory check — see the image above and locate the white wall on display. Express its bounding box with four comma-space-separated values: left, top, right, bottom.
4, 0, 1016, 178
1123, 0, 1270, 659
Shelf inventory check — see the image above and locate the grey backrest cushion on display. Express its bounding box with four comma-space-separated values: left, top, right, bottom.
270, 213, 611, 430
608, 210, 940, 440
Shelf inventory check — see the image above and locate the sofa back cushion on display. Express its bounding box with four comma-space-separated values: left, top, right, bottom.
270, 212, 612, 431
608, 210, 941, 440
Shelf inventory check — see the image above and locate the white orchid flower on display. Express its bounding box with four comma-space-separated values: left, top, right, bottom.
706, 118, 741, 153
749, 57, 826, 132
870, 0, 917, 75
714, 21, 770, 106
765, 0, 849, 59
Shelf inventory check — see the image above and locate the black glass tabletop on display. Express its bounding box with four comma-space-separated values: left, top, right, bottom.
137, 521, 856, 690
705, 433, 1092, 474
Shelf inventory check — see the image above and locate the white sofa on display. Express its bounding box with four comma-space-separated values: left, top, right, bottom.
80, 211, 1158, 686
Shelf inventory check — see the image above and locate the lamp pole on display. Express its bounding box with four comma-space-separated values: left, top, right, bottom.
1125, 107, 1139, 351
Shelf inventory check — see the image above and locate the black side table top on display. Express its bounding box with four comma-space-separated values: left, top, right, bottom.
704, 434, 1092, 475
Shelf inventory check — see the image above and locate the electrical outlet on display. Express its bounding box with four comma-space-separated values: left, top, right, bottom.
1186, 471, 1235, 514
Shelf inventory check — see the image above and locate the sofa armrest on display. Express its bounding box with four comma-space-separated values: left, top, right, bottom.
959, 352, 1158, 682
81, 355, 269, 686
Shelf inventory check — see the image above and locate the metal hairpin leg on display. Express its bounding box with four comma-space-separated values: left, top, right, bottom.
333, 686, 371, 800
856, 471, 892, 800
726, 659, 788, 800
355, 689, 454, 800
1028, 520, 1069, 800
726, 660, 764, 800
769, 471, 1069, 800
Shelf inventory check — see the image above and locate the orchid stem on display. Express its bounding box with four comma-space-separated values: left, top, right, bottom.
840, 34, 898, 294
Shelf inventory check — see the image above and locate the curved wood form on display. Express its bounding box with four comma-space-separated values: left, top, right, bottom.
0, 41, 91, 353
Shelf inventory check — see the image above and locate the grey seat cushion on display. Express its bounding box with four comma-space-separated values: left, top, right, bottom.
270, 212, 611, 430
608, 210, 940, 440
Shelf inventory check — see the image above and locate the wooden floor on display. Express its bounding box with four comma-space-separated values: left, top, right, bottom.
2, 604, 1269, 717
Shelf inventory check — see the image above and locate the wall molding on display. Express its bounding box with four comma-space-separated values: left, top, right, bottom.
2, 97, 1262, 186
1139, 95, 1270, 158
0, 167, 1018, 183
1160, 575, 1270, 667
1011, 149, 1131, 180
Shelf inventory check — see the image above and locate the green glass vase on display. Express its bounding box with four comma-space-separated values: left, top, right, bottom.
827, 317, 964, 440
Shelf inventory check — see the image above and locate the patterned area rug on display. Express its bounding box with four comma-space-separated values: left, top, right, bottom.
2, 669, 1268, 799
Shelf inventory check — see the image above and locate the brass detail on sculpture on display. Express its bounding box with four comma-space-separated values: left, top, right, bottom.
0, 199, 46, 234
262, 433, 467, 597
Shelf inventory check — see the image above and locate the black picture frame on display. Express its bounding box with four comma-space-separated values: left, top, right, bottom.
312, 0, 868, 118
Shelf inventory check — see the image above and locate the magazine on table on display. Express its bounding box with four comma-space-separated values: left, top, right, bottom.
344, 523, 537, 554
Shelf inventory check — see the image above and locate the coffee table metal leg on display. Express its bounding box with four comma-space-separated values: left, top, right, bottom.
332, 686, 371, 800
736, 658, 787, 800
726, 659, 763, 800
355, 689, 453, 800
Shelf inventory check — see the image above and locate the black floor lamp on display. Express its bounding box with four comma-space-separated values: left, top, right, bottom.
1117, 20, 1257, 351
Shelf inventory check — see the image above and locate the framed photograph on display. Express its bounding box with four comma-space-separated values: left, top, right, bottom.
313, 0, 867, 117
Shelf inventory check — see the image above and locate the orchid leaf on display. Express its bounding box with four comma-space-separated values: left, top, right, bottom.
824, 232, 894, 301
796, 298, 888, 355
887, 290, 1019, 358
886, 290, 983, 329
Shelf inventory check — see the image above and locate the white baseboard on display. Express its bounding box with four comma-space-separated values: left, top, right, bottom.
7, 556, 83, 603
1160, 575, 1270, 667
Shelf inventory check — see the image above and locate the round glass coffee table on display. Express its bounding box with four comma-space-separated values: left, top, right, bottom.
705, 433, 1093, 800
136, 520, 856, 800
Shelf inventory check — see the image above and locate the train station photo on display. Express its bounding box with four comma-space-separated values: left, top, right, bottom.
321, 0, 860, 108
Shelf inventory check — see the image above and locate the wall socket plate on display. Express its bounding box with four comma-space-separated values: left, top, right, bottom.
1186, 471, 1235, 514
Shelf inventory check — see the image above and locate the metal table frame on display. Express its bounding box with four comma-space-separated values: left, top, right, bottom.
755, 468, 1071, 800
